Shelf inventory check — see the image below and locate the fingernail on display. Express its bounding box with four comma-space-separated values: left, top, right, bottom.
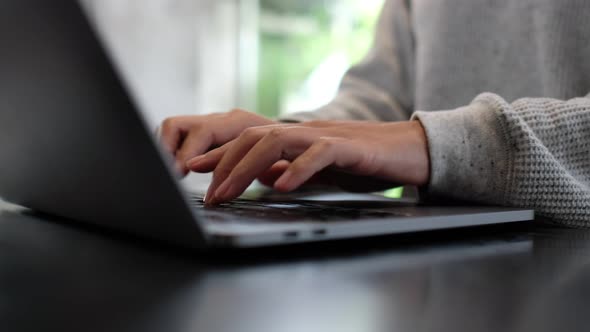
204, 185, 215, 205
214, 179, 232, 201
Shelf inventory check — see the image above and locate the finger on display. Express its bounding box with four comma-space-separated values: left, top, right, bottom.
258, 164, 332, 188
159, 118, 186, 155
194, 144, 232, 204
204, 128, 268, 205
275, 138, 371, 192
175, 130, 214, 175
210, 127, 317, 204
257, 161, 290, 187
186, 144, 230, 173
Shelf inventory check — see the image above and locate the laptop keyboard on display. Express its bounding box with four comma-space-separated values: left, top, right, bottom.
188, 194, 415, 223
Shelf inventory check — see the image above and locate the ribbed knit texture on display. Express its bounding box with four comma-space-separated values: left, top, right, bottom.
488, 95, 590, 226
282, 0, 590, 226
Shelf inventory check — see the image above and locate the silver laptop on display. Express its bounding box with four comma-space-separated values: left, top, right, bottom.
0, 0, 533, 248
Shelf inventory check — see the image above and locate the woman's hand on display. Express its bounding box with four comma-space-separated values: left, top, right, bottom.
157, 109, 277, 175
186, 120, 431, 205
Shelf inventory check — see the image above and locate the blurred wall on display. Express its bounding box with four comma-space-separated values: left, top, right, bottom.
80, 0, 258, 127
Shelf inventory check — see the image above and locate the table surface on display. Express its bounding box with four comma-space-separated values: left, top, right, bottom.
1, 200, 589, 332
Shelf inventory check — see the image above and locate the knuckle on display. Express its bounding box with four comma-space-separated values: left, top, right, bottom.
163, 116, 204, 132
241, 127, 262, 140
289, 162, 307, 175
228, 108, 248, 117
161, 117, 178, 130
240, 127, 256, 138
316, 137, 337, 150
229, 108, 244, 114
189, 121, 203, 131
268, 127, 286, 139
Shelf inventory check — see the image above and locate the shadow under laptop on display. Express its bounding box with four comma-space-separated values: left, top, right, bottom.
14, 202, 536, 266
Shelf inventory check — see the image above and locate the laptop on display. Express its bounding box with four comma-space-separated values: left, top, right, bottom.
0, 0, 534, 248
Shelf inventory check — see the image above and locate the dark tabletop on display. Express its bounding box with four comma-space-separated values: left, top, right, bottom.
1, 200, 589, 332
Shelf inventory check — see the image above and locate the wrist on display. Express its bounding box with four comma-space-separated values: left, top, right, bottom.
409, 120, 431, 187
379, 120, 430, 186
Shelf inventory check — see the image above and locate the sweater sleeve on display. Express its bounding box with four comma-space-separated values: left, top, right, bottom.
412, 93, 590, 226
281, 0, 415, 123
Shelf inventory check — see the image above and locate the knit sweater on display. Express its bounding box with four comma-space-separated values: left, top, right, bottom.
281, 0, 590, 226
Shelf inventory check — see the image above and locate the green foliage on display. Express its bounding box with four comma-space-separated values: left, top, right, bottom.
257, 0, 383, 117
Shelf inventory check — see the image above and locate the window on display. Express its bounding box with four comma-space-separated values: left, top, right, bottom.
83, 0, 383, 122
257, 0, 384, 117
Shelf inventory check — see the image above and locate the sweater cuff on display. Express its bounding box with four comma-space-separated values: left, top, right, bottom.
411, 99, 511, 204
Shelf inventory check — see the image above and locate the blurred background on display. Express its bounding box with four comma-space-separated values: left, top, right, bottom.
80, 0, 384, 190
81, 0, 384, 125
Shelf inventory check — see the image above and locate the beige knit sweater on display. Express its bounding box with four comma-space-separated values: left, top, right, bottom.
282, 0, 590, 226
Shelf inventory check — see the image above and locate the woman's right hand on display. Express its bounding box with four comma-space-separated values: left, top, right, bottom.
157, 109, 277, 175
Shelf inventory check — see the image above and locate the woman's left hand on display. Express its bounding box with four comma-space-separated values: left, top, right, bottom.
186, 120, 431, 205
